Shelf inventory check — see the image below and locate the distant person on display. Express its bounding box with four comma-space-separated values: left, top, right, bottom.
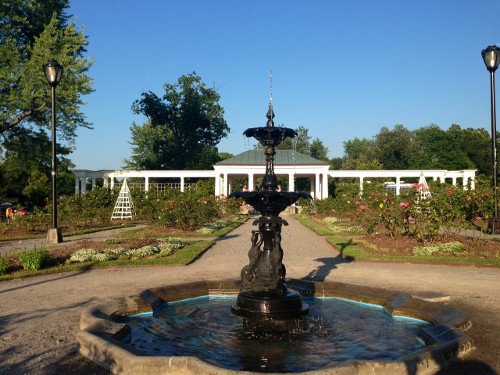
5, 207, 13, 218
243, 185, 248, 191
277, 185, 282, 192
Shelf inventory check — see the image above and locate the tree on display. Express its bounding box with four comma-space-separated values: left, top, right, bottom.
125, 73, 229, 170
341, 137, 381, 170
374, 125, 418, 169
217, 152, 234, 162
0, 1, 94, 141
309, 138, 329, 161
0, 126, 74, 205
276, 125, 311, 153
450, 125, 491, 176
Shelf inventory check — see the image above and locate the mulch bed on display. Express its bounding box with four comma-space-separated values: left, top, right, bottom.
359, 233, 500, 259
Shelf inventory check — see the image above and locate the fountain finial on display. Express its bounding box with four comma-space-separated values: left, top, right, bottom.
266, 70, 274, 127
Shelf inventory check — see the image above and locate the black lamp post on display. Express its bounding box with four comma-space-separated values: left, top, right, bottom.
482, 45, 500, 233
43, 59, 63, 243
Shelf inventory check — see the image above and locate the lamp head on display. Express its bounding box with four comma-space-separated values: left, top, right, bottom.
482, 45, 500, 73
43, 59, 63, 87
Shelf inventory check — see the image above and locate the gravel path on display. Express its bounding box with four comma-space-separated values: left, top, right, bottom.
1, 213, 499, 374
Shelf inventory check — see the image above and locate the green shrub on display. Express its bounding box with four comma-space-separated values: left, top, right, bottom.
104, 238, 122, 244
322, 216, 350, 225
327, 225, 364, 234
69, 249, 117, 263
129, 246, 157, 258
413, 241, 464, 256
18, 249, 50, 271
0, 255, 9, 274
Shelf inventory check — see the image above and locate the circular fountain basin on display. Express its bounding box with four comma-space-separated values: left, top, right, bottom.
78, 279, 472, 375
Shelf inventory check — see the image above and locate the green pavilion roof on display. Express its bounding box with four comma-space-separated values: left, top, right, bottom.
215, 150, 329, 166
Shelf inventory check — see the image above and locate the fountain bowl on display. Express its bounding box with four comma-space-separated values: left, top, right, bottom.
78, 279, 472, 375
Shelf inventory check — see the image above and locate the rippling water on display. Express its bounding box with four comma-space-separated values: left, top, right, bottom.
121, 296, 430, 373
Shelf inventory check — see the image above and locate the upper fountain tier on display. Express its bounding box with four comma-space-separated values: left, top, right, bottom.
229, 101, 310, 216
243, 102, 296, 148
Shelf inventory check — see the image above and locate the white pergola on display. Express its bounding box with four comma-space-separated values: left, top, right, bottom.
73, 151, 477, 199
329, 169, 477, 195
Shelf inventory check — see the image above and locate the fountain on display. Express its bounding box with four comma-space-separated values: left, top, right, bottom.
228, 93, 310, 328
77, 80, 472, 374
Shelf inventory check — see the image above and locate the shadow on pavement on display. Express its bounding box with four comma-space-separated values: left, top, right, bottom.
303, 254, 353, 281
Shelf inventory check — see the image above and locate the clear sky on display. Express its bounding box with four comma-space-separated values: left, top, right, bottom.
68, 0, 500, 170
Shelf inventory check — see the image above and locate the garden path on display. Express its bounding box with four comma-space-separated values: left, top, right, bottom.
0, 213, 499, 374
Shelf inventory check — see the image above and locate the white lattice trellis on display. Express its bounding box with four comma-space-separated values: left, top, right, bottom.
111, 179, 136, 220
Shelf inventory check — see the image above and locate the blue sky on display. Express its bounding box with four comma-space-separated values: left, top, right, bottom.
69, 0, 500, 170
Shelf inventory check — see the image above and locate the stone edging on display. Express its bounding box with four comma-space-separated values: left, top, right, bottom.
78, 279, 472, 375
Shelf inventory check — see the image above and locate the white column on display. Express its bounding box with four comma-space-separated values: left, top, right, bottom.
315, 174, 320, 199
322, 173, 328, 199
81, 177, 87, 194
75, 177, 79, 195
228, 176, 233, 195
248, 173, 254, 191
180, 177, 185, 192
103, 176, 109, 189
145, 177, 149, 192
91, 178, 96, 190
110, 177, 115, 190
359, 177, 364, 195
288, 173, 295, 192
215, 175, 220, 196
223, 173, 228, 196
396, 177, 401, 196
452, 177, 457, 186
310, 176, 315, 198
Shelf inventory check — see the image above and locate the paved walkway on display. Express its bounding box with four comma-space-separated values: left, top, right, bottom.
0, 214, 499, 374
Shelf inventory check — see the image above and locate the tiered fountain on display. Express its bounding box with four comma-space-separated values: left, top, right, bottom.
229, 98, 310, 327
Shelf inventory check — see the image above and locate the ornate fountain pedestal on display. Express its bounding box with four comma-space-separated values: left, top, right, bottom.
230, 213, 309, 327
229, 102, 310, 326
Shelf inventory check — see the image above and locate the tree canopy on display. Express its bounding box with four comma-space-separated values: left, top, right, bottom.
340, 123, 493, 175
275, 125, 329, 161
125, 73, 229, 170
0, 126, 74, 205
0, 0, 94, 141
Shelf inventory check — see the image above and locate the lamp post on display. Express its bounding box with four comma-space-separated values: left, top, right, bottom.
43, 59, 63, 243
482, 45, 500, 233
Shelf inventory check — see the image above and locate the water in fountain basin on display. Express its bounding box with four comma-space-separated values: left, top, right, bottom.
121, 295, 431, 373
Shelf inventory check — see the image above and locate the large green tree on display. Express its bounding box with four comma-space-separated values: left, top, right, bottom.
341, 137, 382, 170
374, 124, 418, 169
0, 126, 74, 205
0, 0, 94, 140
125, 73, 229, 170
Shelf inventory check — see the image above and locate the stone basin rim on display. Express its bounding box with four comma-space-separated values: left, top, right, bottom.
78, 279, 473, 375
